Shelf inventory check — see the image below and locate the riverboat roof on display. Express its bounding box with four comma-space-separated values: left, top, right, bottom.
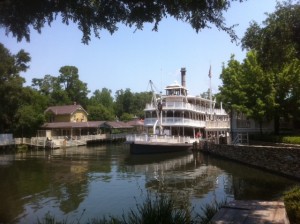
164, 81, 187, 90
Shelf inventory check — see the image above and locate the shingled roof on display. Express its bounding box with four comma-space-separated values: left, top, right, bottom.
100, 121, 133, 129
45, 104, 88, 115
42, 121, 105, 129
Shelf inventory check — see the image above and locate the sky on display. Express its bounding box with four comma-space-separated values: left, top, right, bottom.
1, 0, 283, 98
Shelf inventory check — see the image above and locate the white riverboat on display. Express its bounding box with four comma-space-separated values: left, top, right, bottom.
127, 67, 231, 154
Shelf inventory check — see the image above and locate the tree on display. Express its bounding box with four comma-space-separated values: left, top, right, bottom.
14, 87, 48, 137
58, 66, 90, 106
32, 74, 58, 96
88, 88, 115, 121
218, 55, 247, 113
87, 105, 115, 121
0, 43, 30, 133
241, 1, 300, 132
114, 89, 132, 119
114, 89, 151, 120
0, 0, 244, 44
200, 89, 212, 99
89, 88, 114, 109
219, 52, 276, 134
240, 51, 276, 134
32, 66, 90, 107
130, 91, 152, 118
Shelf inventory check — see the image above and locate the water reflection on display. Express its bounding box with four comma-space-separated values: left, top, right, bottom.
0, 145, 298, 223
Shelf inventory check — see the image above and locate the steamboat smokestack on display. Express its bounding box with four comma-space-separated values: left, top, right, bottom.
181, 67, 186, 87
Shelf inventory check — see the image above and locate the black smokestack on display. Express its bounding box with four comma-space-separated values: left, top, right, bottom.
181, 67, 186, 87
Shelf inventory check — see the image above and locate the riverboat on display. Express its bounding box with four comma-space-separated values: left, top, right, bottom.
127, 67, 230, 154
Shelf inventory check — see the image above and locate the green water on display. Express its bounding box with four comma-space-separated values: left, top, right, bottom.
0, 144, 298, 223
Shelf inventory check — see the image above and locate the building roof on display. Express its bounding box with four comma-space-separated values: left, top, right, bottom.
44, 104, 88, 115
126, 119, 144, 126
42, 121, 133, 129
42, 121, 105, 129
100, 121, 133, 129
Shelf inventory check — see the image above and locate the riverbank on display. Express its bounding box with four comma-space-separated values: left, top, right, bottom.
197, 141, 300, 180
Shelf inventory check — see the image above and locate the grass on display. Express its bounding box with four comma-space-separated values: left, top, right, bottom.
35, 192, 226, 224
250, 133, 300, 145
283, 186, 300, 224
196, 199, 227, 224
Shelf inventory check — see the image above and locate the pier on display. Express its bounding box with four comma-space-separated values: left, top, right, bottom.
211, 200, 289, 224
4, 134, 127, 149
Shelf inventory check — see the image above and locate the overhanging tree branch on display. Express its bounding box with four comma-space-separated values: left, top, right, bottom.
0, 0, 245, 44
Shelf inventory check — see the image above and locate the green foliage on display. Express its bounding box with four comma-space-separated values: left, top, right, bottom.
249, 134, 300, 145
120, 113, 134, 122
87, 105, 115, 121
125, 192, 190, 224
281, 136, 300, 145
32, 66, 90, 107
219, 52, 276, 134
0, 43, 29, 133
197, 200, 227, 224
58, 66, 90, 107
284, 186, 300, 224
89, 88, 115, 120
35, 193, 227, 224
36, 212, 68, 224
90, 88, 114, 109
114, 89, 152, 119
0, 0, 244, 44
241, 1, 300, 132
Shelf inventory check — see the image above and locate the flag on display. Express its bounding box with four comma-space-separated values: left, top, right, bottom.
208, 65, 212, 78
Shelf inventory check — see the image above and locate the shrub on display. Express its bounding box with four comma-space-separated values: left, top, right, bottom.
284, 186, 300, 224
36, 193, 226, 224
281, 136, 300, 145
196, 200, 227, 224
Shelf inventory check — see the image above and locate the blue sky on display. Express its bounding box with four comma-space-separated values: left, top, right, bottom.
1, 0, 282, 97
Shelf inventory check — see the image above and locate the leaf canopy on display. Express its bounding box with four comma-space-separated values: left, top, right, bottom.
0, 0, 244, 44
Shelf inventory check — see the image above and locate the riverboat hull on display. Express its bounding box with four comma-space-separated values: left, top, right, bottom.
129, 141, 192, 154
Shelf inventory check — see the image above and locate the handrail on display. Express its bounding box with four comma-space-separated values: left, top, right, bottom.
232, 133, 249, 145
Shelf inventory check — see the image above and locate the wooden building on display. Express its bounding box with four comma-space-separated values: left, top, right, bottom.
42, 104, 134, 138
45, 104, 88, 123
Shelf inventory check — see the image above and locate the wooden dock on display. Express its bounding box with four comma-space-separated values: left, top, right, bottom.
211, 200, 290, 224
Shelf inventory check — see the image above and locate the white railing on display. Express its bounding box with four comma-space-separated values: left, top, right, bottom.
13, 134, 126, 148
126, 134, 195, 144
145, 102, 227, 115
144, 117, 206, 127
205, 120, 230, 129
144, 117, 229, 129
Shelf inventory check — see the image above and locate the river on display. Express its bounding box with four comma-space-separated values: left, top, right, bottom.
0, 144, 298, 223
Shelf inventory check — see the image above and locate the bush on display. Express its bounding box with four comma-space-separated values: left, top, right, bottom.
284, 186, 300, 224
125, 192, 190, 224
281, 136, 300, 145
196, 200, 227, 224
250, 134, 300, 145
